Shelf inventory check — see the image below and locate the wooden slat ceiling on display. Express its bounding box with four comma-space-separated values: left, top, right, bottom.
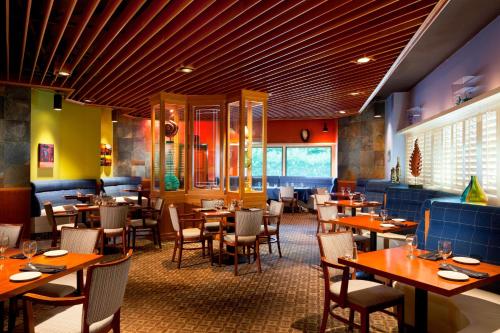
0, 0, 439, 119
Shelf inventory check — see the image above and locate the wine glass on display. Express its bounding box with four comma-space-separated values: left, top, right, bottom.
348, 192, 354, 203
406, 234, 417, 259
369, 207, 375, 221
341, 187, 345, 195
346, 187, 351, 195
380, 209, 388, 223
0, 234, 9, 259
360, 193, 366, 203
23, 240, 37, 269
438, 240, 452, 260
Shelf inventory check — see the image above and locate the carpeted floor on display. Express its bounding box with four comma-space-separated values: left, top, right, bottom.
23, 213, 399, 332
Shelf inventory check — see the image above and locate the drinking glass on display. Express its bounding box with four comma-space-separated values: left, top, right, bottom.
341, 187, 345, 195
369, 207, 375, 221
438, 240, 452, 260
360, 193, 366, 203
380, 209, 388, 222
348, 192, 354, 202
346, 187, 351, 195
0, 234, 9, 259
23, 240, 37, 268
406, 234, 417, 259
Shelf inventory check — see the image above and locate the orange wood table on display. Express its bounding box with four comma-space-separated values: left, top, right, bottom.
334, 215, 418, 250
0, 249, 102, 301
326, 200, 382, 216
123, 188, 150, 206
339, 247, 500, 332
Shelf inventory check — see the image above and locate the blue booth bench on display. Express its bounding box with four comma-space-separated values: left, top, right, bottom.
265, 176, 337, 204
30, 179, 98, 234
396, 201, 500, 332
100, 177, 146, 206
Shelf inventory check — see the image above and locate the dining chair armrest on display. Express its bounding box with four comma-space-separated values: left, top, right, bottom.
180, 218, 204, 229
320, 257, 351, 307
23, 293, 85, 306
320, 256, 347, 271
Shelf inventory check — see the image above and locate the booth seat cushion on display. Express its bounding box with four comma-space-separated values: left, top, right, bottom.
101, 177, 142, 197
419, 201, 500, 265
31, 179, 97, 217
355, 178, 369, 193
32, 205, 76, 234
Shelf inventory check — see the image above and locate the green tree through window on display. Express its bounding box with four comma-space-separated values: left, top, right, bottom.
286, 147, 331, 176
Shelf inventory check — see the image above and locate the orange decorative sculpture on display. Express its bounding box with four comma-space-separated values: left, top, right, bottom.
409, 139, 422, 188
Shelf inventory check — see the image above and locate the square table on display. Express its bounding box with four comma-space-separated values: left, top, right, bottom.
333, 215, 418, 250
325, 200, 382, 216
339, 247, 500, 332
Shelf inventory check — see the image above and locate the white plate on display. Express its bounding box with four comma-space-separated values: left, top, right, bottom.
249, 208, 261, 211
10, 272, 42, 282
369, 201, 379, 204
453, 257, 480, 265
438, 270, 469, 281
43, 250, 68, 257
380, 223, 396, 228
392, 218, 406, 222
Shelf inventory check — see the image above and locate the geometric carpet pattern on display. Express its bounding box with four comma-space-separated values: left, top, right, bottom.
22, 213, 399, 332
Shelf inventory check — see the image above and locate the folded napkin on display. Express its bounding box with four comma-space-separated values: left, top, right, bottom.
10, 250, 46, 259
439, 263, 489, 279
20, 263, 66, 274
374, 216, 396, 222
418, 251, 442, 261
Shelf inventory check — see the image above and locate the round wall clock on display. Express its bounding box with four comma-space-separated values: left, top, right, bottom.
300, 129, 310, 142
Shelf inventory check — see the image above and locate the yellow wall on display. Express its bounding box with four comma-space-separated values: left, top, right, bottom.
100, 108, 113, 178
31, 90, 112, 181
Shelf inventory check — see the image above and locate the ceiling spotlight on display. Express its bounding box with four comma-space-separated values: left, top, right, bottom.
349, 92, 361, 96
322, 122, 329, 133
338, 110, 346, 114
356, 56, 372, 64
83, 98, 95, 104
112, 110, 118, 123
57, 70, 71, 77
53, 93, 63, 111
177, 65, 194, 73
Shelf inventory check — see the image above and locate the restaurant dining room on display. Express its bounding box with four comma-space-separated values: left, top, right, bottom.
0, 0, 499, 332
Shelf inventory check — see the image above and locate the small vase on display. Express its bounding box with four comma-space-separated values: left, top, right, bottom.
461, 176, 488, 204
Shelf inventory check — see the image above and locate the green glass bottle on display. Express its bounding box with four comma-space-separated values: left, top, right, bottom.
461, 176, 488, 205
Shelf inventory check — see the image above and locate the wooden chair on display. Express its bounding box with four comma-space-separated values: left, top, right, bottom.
169, 204, 211, 269
22, 250, 133, 333
223, 210, 263, 276
128, 198, 164, 250
317, 232, 404, 333
44, 202, 83, 247
317, 205, 339, 234
279, 186, 298, 213
0, 224, 23, 248
99, 205, 129, 254
259, 200, 284, 257
314, 193, 332, 211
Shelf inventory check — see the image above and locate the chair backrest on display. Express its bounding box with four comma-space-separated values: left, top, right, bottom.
201, 199, 225, 209
268, 201, 284, 225
99, 206, 128, 229
317, 205, 338, 221
154, 197, 164, 211
0, 224, 23, 248
235, 210, 263, 237
60, 227, 101, 254
169, 205, 180, 232
317, 232, 353, 278
279, 186, 294, 199
315, 187, 329, 195
315, 194, 331, 205
84, 250, 132, 327
43, 202, 56, 228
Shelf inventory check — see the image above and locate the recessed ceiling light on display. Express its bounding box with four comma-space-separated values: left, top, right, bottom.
356, 56, 372, 64
83, 98, 95, 103
349, 92, 361, 96
338, 110, 346, 114
177, 65, 194, 73
57, 70, 71, 77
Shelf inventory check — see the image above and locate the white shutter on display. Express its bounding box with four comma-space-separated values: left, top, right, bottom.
481, 111, 497, 195
453, 122, 464, 191
432, 129, 442, 187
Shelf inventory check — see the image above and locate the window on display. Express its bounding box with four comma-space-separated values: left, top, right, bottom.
266, 147, 283, 176
286, 147, 332, 177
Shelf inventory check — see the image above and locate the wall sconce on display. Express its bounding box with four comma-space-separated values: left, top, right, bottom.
322, 122, 329, 132
53, 94, 63, 111
112, 110, 118, 123
374, 101, 384, 118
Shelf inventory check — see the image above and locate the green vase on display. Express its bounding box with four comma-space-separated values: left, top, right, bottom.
164, 140, 180, 191
461, 176, 488, 204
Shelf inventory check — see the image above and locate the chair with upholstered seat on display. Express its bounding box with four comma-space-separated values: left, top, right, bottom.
0, 224, 23, 248
317, 232, 404, 333
169, 205, 211, 269
128, 198, 164, 250
223, 210, 263, 276
313, 193, 332, 211
44, 202, 85, 247
259, 201, 284, 257
279, 186, 298, 213
22, 250, 133, 333
99, 205, 129, 254
317, 205, 340, 234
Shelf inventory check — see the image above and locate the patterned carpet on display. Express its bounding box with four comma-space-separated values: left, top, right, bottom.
24, 213, 399, 332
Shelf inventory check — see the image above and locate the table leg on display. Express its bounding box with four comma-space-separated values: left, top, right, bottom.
369, 231, 377, 251
81, 211, 87, 225
415, 288, 428, 332
137, 192, 142, 206
351, 207, 357, 217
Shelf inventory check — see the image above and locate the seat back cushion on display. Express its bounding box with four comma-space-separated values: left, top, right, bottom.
101, 177, 141, 197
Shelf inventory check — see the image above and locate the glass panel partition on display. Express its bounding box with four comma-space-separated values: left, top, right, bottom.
244, 101, 263, 192
228, 101, 240, 192
165, 104, 185, 190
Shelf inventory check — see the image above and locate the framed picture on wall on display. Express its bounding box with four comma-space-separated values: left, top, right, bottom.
38, 143, 54, 168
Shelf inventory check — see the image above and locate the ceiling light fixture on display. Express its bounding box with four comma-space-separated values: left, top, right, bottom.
374, 103, 384, 118
112, 110, 118, 123
83, 98, 95, 104
57, 70, 71, 77
177, 65, 194, 73
338, 110, 346, 114
53, 93, 63, 111
356, 56, 372, 64
322, 122, 329, 133
349, 92, 361, 96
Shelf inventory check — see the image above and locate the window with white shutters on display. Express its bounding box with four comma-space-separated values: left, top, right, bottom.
481, 111, 497, 195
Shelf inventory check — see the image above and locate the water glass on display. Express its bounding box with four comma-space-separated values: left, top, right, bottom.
346, 187, 351, 194
348, 193, 354, 202
360, 194, 366, 203
438, 240, 452, 260
23, 240, 37, 267
369, 208, 375, 221
380, 209, 388, 222
0, 234, 9, 259
341, 187, 345, 195
406, 234, 417, 259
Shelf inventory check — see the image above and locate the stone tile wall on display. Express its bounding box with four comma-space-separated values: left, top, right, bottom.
113, 115, 151, 178
338, 105, 385, 180
0, 86, 31, 187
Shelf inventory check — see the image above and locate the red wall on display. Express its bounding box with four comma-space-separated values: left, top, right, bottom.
267, 119, 338, 143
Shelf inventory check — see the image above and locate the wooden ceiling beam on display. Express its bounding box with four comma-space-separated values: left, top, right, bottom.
40, 0, 77, 84
18, 0, 32, 81
50, 0, 100, 86
60, 0, 123, 87
29, 0, 54, 83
